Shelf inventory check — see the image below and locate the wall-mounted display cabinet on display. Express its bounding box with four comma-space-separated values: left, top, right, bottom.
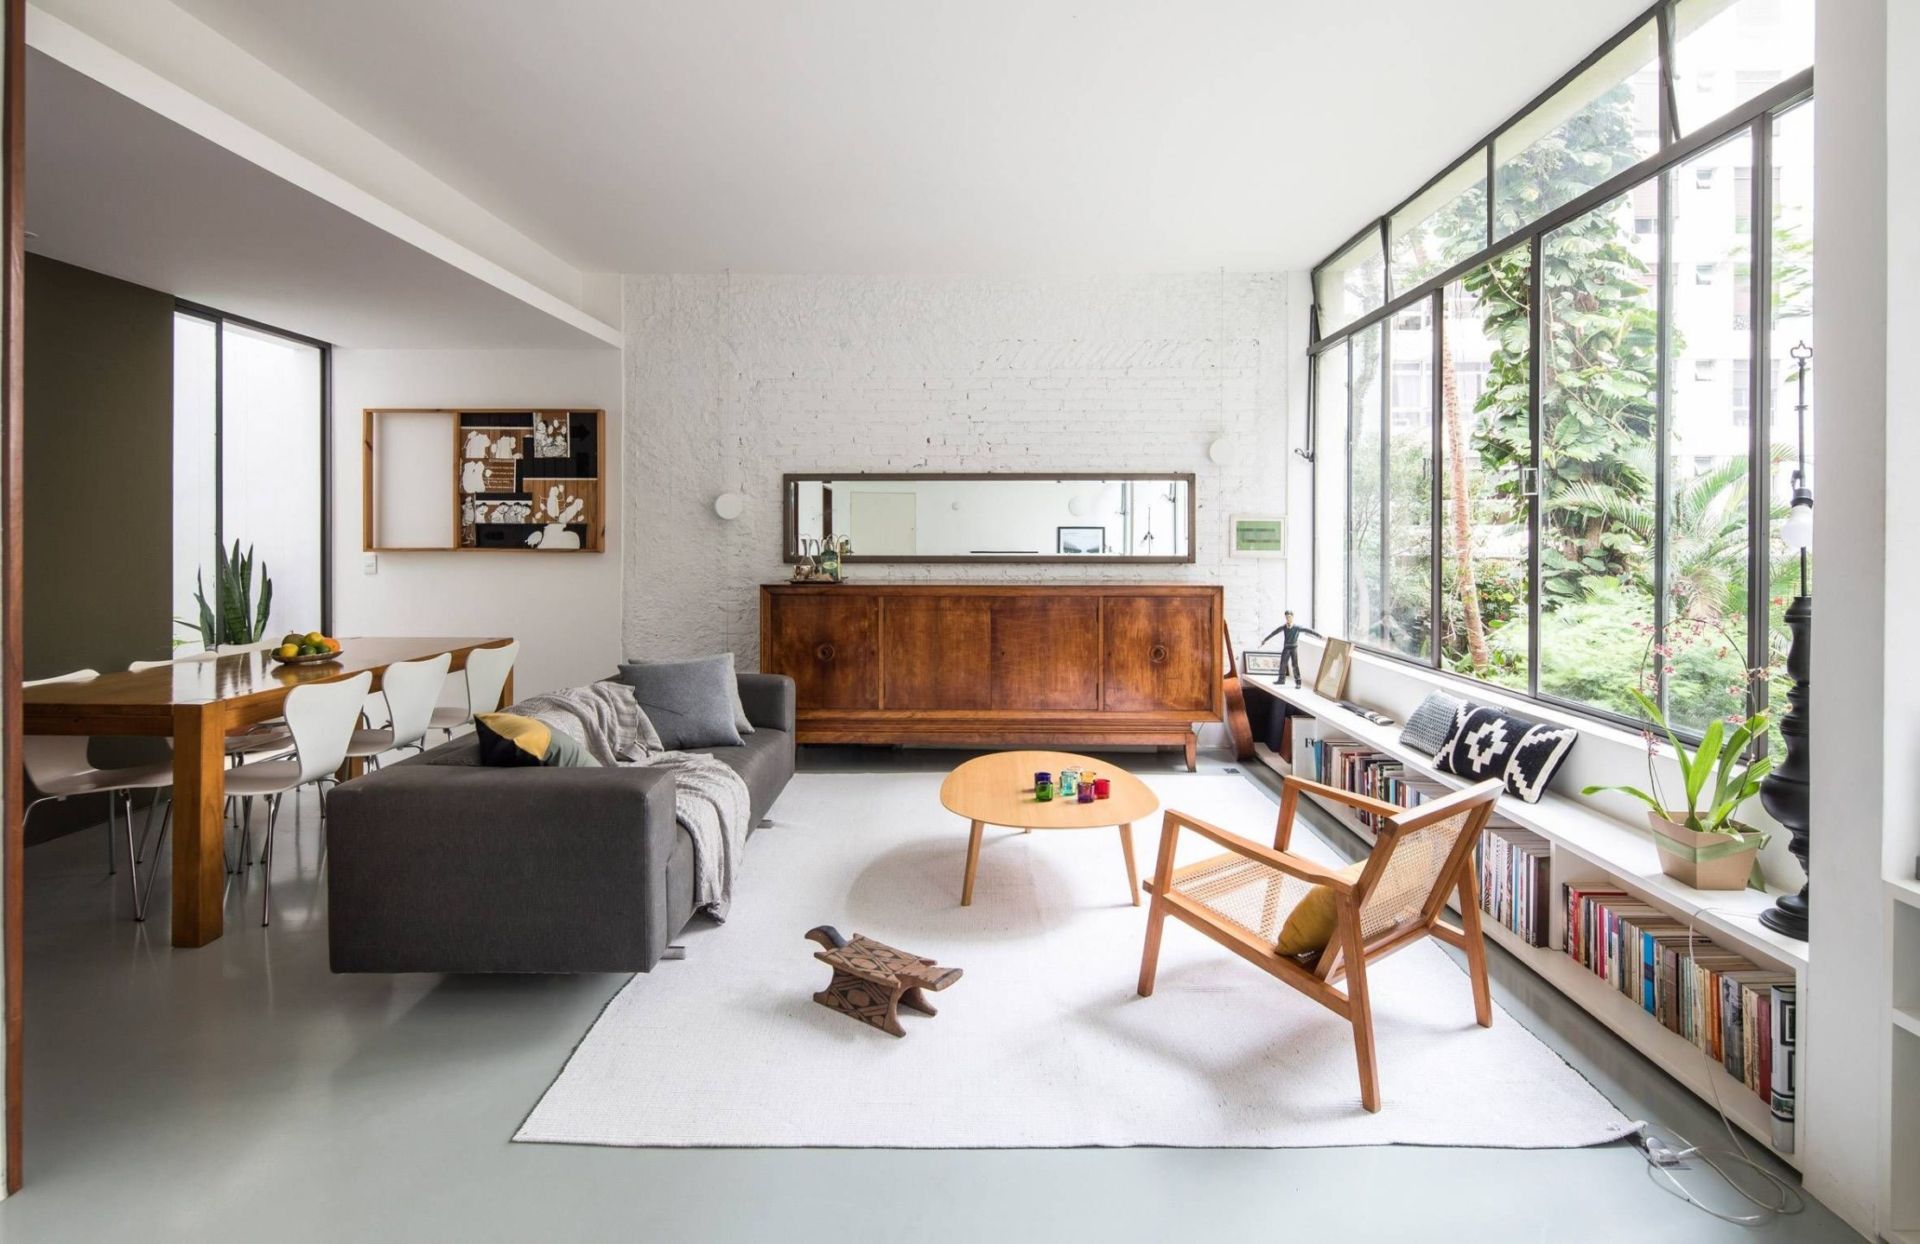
362, 407, 606, 553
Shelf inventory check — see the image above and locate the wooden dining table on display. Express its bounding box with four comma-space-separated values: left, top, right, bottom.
22, 636, 515, 948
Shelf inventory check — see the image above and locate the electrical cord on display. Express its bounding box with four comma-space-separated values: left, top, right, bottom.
1630, 905, 1804, 1226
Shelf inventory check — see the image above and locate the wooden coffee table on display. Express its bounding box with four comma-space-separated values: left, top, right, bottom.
940, 750, 1161, 907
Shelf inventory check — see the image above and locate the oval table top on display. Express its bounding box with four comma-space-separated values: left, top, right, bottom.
939, 750, 1159, 830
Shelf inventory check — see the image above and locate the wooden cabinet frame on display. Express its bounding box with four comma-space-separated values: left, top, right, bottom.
362, 407, 607, 553
761, 583, 1222, 770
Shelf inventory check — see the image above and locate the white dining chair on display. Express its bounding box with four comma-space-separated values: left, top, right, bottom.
187, 671, 373, 927
125, 655, 294, 864
428, 641, 520, 740
345, 653, 451, 771
23, 669, 174, 918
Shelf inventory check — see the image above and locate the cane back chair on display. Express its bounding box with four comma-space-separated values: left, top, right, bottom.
1136, 774, 1504, 1111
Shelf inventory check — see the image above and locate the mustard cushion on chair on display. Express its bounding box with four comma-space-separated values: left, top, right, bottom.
474, 713, 599, 768
1275, 860, 1368, 957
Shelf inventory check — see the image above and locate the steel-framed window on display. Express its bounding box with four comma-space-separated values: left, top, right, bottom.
1303, 0, 1812, 741
174, 301, 333, 636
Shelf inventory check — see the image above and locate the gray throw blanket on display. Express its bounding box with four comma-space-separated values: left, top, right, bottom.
508, 683, 751, 920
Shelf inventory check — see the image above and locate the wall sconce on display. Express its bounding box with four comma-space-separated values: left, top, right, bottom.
1207, 437, 1233, 465
713, 492, 746, 521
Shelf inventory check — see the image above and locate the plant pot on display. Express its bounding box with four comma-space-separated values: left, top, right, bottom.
1646, 812, 1765, 891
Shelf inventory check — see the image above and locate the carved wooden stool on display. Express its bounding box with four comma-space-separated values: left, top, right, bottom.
805, 926, 962, 1038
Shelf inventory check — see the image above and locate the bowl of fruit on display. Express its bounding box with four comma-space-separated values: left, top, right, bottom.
271, 631, 343, 665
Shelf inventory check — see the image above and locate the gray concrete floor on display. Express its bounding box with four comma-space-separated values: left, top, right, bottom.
0, 748, 1857, 1242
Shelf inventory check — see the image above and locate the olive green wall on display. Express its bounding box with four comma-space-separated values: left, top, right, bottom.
23, 255, 173, 843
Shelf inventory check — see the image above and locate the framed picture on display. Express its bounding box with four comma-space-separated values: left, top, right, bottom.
1229, 514, 1286, 558
1242, 650, 1285, 678
1056, 526, 1105, 555
1313, 638, 1353, 700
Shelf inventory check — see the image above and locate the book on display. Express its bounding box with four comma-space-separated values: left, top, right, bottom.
1770, 983, 1797, 1153
1560, 885, 1797, 1132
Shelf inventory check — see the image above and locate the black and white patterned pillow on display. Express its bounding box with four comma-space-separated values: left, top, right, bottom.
1400, 691, 1470, 759
1435, 705, 1578, 803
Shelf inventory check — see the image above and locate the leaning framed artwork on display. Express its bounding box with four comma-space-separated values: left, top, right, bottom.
1242, 650, 1286, 678
1312, 638, 1353, 700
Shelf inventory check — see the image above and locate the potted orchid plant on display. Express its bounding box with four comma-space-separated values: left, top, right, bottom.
1584, 679, 1771, 891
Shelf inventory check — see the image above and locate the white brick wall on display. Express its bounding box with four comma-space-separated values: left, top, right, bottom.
622, 273, 1294, 691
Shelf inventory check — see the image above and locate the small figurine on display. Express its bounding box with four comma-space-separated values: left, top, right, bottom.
1258, 610, 1322, 688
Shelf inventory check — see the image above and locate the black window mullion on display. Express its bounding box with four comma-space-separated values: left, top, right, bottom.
1657, 1, 1679, 147
1345, 342, 1357, 639
212, 320, 225, 643
1379, 218, 1393, 303
1654, 166, 1674, 717
1486, 146, 1498, 250
1748, 113, 1775, 733
1378, 324, 1391, 648
1430, 289, 1444, 669
1526, 233, 1544, 700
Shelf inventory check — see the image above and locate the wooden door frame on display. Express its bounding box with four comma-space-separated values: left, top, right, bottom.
5, 0, 25, 1193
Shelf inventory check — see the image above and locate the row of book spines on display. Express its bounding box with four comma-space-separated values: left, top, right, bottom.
1301, 738, 1550, 947
1477, 828, 1550, 948
1301, 738, 1441, 829
1564, 887, 1792, 1106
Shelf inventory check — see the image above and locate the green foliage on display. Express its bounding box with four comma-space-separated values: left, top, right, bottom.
1582, 687, 1771, 838
176, 541, 273, 648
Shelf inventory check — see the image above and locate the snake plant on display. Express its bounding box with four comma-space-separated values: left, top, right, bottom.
176, 541, 273, 648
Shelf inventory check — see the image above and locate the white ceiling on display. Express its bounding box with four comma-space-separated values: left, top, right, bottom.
25, 50, 615, 348
167, 0, 1651, 275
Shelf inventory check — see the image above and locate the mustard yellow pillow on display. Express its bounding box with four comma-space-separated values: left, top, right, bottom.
474, 713, 598, 768
1275, 860, 1368, 957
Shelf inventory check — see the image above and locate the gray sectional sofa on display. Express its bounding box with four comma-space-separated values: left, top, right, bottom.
326, 672, 795, 975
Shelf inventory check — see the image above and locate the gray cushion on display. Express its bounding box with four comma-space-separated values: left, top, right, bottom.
626, 653, 754, 734
618, 657, 745, 750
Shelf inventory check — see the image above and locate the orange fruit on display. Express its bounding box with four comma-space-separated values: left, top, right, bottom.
322, 637, 341, 652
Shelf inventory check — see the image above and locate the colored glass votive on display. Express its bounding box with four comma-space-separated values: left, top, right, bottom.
1093, 777, 1111, 799
1033, 771, 1052, 790
1035, 780, 1054, 802
1077, 784, 1096, 803
1059, 771, 1079, 796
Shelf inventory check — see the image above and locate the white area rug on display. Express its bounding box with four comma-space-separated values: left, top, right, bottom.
516, 772, 1635, 1149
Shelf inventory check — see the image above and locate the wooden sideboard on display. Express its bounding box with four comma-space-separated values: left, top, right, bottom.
759, 583, 1222, 769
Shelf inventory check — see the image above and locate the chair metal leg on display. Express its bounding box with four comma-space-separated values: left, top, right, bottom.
120, 792, 141, 918
135, 790, 163, 864
137, 799, 171, 921
260, 792, 282, 927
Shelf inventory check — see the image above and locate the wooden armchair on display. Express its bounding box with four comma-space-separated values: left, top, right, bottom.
1136, 774, 1504, 1112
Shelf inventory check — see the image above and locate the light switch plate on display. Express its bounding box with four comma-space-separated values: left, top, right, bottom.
362, 553, 378, 576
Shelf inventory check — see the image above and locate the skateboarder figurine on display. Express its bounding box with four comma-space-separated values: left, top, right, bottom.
1258, 611, 1320, 688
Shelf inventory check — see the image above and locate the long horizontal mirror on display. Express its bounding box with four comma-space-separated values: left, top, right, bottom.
782, 472, 1196, 564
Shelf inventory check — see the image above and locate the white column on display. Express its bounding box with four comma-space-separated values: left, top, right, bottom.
1805, 0, 1893, 1235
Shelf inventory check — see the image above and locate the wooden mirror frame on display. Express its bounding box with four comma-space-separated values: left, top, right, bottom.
781, 472, 1198, 566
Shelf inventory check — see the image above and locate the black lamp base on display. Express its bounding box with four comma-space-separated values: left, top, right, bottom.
1758, 885, 1808, 940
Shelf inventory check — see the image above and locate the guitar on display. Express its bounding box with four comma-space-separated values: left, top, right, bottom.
1221, 623, 1255, 762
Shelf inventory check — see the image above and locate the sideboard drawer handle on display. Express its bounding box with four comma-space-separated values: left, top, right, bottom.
816, 643, 836, 662
1149, 644, 1168, 664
